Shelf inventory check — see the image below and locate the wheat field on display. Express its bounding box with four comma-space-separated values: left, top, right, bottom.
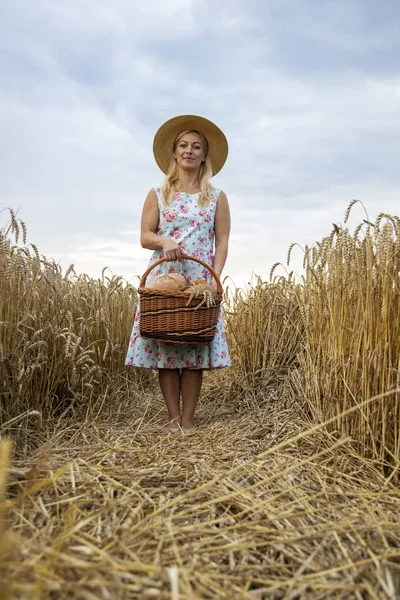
1, 204, 399, 599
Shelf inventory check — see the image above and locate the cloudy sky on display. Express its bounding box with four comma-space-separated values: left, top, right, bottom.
1, 0, 400, 287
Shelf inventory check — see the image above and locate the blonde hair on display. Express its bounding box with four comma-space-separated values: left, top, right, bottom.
161, 130, 214, 207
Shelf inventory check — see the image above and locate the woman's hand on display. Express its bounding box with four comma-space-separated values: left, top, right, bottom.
162, 237, 182, 261
211, 280, 219, 295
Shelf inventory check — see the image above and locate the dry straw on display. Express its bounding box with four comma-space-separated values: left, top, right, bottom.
2, 401, 400, 598
0, 440, 16, 600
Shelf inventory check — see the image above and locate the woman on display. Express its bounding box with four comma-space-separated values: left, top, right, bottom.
125, 114, 231, 431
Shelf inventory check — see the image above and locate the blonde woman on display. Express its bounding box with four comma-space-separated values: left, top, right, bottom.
125, 115, 231, 431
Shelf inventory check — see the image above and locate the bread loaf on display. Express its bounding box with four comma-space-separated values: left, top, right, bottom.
147, 273, 187, 291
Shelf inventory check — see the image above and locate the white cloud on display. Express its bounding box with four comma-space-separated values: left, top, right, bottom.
1, 0, 399, 289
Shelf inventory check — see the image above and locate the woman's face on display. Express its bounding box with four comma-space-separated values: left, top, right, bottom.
174, 131, 206, 173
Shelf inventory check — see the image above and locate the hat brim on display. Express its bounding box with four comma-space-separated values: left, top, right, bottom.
153, 114, 228, 176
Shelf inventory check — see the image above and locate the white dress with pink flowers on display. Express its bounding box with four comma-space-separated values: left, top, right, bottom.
125, 187, 231, 370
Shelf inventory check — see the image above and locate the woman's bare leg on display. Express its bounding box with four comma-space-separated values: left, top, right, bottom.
158, 369, 181, 426
181, 369, 203, 428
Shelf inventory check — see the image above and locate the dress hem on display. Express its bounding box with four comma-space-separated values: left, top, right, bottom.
125, 364, 231, 371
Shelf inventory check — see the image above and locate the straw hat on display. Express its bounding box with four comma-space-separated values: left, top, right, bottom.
153, 114, 228, 176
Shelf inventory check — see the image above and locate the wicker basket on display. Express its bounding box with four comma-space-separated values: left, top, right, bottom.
138, 254, 223, 344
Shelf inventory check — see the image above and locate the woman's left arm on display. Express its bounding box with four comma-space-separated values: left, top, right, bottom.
213, 191, 231, 279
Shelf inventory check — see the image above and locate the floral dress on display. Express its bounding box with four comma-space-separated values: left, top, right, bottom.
125, 187, 231, 370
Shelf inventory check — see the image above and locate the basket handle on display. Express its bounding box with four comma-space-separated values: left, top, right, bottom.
139, 253, 223, 294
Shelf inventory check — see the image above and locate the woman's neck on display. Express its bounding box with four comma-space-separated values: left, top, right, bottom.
176, 170, 201, 192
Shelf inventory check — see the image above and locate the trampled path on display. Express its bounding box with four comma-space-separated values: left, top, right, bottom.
3, 400, 400, 599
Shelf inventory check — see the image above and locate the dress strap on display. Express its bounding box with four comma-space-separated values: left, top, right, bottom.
153, 187, 163, 209
211, 187, 222, 201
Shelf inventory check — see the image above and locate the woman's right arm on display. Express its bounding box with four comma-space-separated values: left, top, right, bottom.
140, 189, 182, 261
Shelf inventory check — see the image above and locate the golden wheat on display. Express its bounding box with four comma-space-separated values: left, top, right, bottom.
2, 204, 400, 470
292, 201, 400, 467
0, 210, 145, 426
1, 205, 400, 598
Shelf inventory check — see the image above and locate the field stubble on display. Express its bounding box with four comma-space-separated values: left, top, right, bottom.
2, 396, 400, 599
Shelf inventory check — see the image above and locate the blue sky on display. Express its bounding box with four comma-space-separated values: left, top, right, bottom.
1, 0, 400, 286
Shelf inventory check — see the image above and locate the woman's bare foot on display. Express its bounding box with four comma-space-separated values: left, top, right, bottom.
163, 415, 182, 432
181, 419, 194, 430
